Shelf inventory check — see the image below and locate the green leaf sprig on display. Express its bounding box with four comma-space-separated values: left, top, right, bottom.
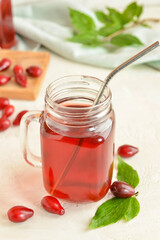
89, 156, 140, 229
68, 2, 160, 48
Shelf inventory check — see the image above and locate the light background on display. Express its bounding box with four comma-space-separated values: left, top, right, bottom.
1, 1, 160, 240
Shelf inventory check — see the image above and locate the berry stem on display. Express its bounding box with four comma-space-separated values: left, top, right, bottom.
134, 191, 139, 197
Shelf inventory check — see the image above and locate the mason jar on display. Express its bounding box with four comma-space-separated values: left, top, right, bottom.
21, 75, 115, 202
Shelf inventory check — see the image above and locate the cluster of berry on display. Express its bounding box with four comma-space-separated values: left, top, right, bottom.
0, 58, 42, 87
0, 97, 28, 131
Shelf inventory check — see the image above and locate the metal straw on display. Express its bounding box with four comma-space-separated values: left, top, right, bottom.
51, 41, 159, 194
94, 41, 159, 105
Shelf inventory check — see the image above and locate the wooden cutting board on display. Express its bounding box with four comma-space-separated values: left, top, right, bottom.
0, 50, 50, 100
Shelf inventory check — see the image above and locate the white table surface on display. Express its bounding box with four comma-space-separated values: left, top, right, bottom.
1, 1, 160, 240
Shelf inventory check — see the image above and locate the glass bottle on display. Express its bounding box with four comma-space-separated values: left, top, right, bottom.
0, 0, 15, 49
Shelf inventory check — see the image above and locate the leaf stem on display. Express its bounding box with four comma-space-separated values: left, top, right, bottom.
104, 18, 160, 42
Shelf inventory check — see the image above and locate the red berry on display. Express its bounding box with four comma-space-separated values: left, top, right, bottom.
0, 117, 11, 131
0, 97, 9, 110
118, 145, 139, 158
41, 196, 65, 215
26, 66, 42, 77
85, 135, 104, 148
0, 75, 11, 85
0, 58, 11, 71
7, 206, 34, 223
13, 65, 23, 74
15, 73, 28, 87
3, 104, 15, 117
13, 110, 28, 126
110, 181, 135, 198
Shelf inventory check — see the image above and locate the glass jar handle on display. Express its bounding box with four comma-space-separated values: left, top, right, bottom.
20, 111, 42, 167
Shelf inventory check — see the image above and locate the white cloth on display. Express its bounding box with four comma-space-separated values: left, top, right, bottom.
13, 0, 160, 68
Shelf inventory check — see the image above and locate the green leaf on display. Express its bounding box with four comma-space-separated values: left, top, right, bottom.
141, 23, 151, 28
107, 8, 123, 26
117, 156, 140, 188
89, 197, 131, 229
111, 33, 143, 47
69, 8, 96, 33
136, 5, 143, 18
99, 23, 122, 37
122, 2, 143, 24
95, 11, 111, 23
68, 33, 103, 47
124, 197, 140, 221
98, 8, 123, 37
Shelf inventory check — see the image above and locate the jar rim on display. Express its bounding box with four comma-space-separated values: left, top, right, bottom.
45, 75, 113, 130
45, 75, 112, 112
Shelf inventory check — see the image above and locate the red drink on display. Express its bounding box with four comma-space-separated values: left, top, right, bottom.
0, 0, 15, 48
20, 75, 115, 203
40, 105, 115, 202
